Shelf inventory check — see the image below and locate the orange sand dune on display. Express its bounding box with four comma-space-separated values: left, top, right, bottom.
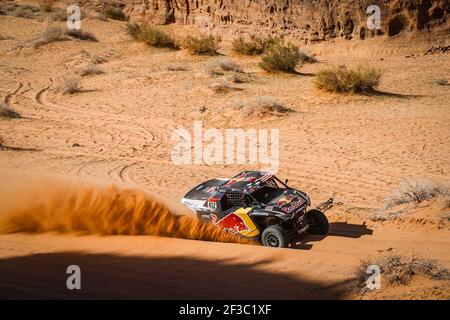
0, 7, 449, 300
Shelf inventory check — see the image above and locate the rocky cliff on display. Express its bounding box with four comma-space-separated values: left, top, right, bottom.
117, 1, 449, 41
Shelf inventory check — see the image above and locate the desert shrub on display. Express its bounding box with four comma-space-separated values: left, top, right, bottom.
209, 80, 233, 94
93, 12, 108, 21
205, 58, 242, 76
0, 103, 21, 119
103, 7, 126, 21
183, 35, 220, 55
32, 25, 63, 48
66, 28, 98, 42
354, 259, 374, 285
433, 79, 448, 86
445, 198, 450, 209
314, 65, 381, 93
235, 96, 291, 118
232, 35, 280, 55
384, 179, 450, 208
90, 54, 108, 64
166, 63, 189, 71
0, 34, 14, 41
38, 0, 55, 13
43, 25, 62, 40
259, 42, 302, 73
126, 22, 178, 49
0, 2, 16, 16
125, 22, 142, 40
59, 76, 82, 94
77, 64, 104, 76
298, 50, 317, 63
12, 5, 39, 19
49, 9, 68, 22
226, 72, 253, 84
355, 254, 450, 288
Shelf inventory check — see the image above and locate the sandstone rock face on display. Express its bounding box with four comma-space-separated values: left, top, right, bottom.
121, 0, 448, 41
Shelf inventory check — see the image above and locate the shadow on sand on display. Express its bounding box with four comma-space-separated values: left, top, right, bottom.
292, 222, 373, 250
360, 89, 423, 99
0, 145, 41, 152
0, 252, 350, 299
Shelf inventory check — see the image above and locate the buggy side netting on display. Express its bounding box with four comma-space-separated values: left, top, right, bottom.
226, 192, 252, 207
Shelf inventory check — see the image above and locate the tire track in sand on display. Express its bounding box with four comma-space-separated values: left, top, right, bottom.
3, 82, 23, 105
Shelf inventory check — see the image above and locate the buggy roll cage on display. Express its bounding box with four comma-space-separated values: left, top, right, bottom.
241, 174, 291, 208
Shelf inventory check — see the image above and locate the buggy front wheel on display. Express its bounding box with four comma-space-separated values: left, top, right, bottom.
261, 225, 289, 248
306, 209, 329, 235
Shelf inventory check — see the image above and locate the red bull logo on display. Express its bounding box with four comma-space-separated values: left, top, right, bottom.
276, 195, 294, 207
281, 198, 306, 213
224, 173, 246, 187
211, 212, 250, 234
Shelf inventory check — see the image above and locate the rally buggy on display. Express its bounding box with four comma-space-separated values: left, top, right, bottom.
181, 171, 333, 248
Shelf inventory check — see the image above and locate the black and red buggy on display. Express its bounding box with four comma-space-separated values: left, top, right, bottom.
181, 171, 332, 248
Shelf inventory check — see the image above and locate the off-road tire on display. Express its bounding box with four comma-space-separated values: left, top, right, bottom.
306, 209, 329, 235
261, 225, 289, 248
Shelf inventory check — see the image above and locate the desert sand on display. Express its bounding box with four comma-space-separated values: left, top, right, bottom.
0, 3, 449, 299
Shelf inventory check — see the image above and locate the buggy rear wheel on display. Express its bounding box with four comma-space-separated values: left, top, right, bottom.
261, 225, 289, 248
306, 209, 329, 235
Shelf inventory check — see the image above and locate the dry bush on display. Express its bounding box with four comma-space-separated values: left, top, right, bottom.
209, 80, 234, 94
90, 55, 108, 64
183, 35, 220, 55
205, 58, 242, 76
433, 79, 449, 86
166, 63, 189, 71
232, 35, 280, 55
314, 65, 381, 93
0, 2, 16, 16
103, 7, 126, 21
0, 103, 21, 119
354, 259, 373, 285
38, 0, 55, 13
92, 12, 108, 21
444, 198, 450, 209
49, 10, 67, 22
49, 7, 85, 22
384, 179, 450, 209
66, 28, 98, 42
125, 22, 142, 40
235, 96, 291, 118
76, 64, 104, 76
226, 72, 253, 84
12, 5, 39, 19
355, 254, 450, 288
32, 25, 63, 48
259, 42, 302, 73
0, 34, 14, 41
298, 50, 317, 63
59, 76, 82, 95
90, 56, 106, 64
126, 22, 178, 49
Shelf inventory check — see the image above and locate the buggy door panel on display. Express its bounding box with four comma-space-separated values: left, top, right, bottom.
234, 208, 260, 237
